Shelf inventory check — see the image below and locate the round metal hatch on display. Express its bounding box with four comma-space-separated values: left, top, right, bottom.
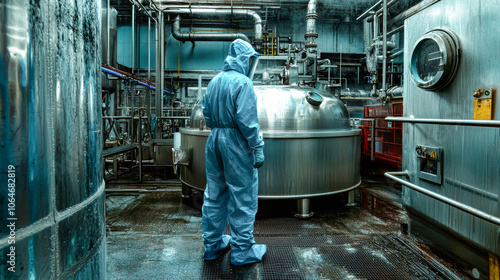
410, 28, 460, 91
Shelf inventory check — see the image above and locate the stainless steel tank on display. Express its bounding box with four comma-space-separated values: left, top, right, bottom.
0, 0, 104, 278
179, 85, 361, 213
400, 0, 500, 276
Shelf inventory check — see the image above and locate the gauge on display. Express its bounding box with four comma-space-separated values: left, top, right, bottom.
410, 28, 460, 91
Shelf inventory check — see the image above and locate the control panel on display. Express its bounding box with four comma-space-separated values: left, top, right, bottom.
416, 145, 443, 184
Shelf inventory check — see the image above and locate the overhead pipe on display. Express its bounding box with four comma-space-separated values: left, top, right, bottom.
164, 8, 262, 47
101, 66, 171, 94
390, 0, 442, 27
172, 15, 250, 43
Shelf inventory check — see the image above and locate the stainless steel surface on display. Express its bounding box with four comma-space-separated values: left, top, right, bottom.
385, 172, 500, 226
180, 85, 361, 198
154, 139, 174, 165
0, 0, 105, 278
190, 85, 351, 132
386, 117, 500, 127
402, 0, 500, 256
166, 9, 262, 44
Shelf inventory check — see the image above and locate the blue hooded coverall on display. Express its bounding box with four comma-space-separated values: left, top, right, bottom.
201, 39, 266, 265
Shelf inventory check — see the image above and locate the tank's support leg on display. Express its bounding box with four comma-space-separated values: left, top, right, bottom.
295, 198, 313, 218
346, 190, 357, 206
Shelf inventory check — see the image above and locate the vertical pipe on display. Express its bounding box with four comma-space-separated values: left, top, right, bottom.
148, 17, 151, 81
198, 75, 202, 99
160, 13, 165, 119
382, 0, 387, 99
138, 115, 142, 182
178, 41, 180, 85
339, 46, 342, 89
357, 67, 360, 84
131, 4, 135, 74
107, 0, 110, 65
371, 119, 375, 161
155, 13, 161, 138
146, 16, 151, 136
372, 13, 379, 96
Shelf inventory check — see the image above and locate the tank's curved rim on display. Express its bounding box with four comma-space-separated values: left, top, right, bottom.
180, 178, 362, 199
180, 128, 361, 138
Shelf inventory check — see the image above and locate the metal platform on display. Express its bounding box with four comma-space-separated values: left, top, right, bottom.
106, 186, 465, 280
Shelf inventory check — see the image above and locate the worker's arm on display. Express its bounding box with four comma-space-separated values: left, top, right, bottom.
235, 79, 264, 150
201, 84, 213, 128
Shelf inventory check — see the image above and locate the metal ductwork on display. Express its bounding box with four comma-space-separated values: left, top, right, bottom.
305, 0, 318, 49
172, 15, 250, 43
167, 8, 262, 47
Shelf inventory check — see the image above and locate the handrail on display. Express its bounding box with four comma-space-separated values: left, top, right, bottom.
385, 171, 500, 226
386, 117, 500, 128
356, 0, 382, 21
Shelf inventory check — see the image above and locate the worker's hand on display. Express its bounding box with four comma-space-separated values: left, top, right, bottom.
253, 148, 265, 168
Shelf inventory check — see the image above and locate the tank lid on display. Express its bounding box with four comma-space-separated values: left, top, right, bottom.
189, 85, 351, 131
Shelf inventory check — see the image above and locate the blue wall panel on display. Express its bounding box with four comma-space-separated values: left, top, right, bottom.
116, 20, 365, 70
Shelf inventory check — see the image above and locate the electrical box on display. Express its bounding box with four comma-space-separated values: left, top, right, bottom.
416, 145, 443, 185
473, 88, 495, 120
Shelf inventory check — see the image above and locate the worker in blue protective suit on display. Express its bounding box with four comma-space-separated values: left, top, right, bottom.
201, 39, 266, 266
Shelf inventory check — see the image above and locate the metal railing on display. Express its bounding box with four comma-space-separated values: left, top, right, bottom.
385, 117, 500, 127
385, 171, 500, 226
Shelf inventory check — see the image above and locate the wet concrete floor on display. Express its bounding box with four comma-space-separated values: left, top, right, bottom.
105, 179, 467, 279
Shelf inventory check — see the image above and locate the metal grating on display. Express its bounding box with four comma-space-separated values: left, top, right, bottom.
255, 235, 369, 247
254, 218, 328, 236
260, 247, 307, 280
317, 245, 412, 279
107, 192, 463, 280
202, 256, 234, 280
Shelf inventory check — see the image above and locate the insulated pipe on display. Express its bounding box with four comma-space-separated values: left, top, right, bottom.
172, 15, 249, 42
165, 9, 262, 44
305, 0, 318, 49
